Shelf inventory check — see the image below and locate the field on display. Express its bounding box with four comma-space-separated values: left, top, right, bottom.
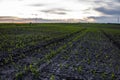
0, 23, 120, 80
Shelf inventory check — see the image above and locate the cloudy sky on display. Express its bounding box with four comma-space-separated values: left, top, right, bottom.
0, 0, 120, 23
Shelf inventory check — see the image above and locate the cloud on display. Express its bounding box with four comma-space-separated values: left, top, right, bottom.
0, 16, 83, 23
0, 0, 120, 23
40, 8, 70, 15
95, 7, 120, 15
52, 8, 70, 12
28, 3, 45, 7
0, 0, 3, 3
87, 16, 119, 23
0, 16, 42, 23
116, 0, 120, 2
0, 16, 20, 21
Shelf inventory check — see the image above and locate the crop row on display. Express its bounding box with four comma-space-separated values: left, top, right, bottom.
0, 28, 86, 79
37, 31, 120, 80
12, 29, 87, 80
0, 25, 84, 66
0, 24, 120, 80
101, 30, 120, 49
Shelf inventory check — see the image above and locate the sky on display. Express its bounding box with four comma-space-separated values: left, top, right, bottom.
0, 0, 120, 23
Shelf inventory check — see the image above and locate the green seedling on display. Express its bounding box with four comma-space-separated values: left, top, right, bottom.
77, 66, 83, 73
91, 70, 96, 75
50, 75, 55, 80
111, 73, 116, 80
15, 72, 24, 80
87, 58, 91, 64
29, 64, 39, 77
101, 72, 107, 79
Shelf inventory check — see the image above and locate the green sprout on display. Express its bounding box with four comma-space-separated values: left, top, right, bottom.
111, 73, 116, 80
50, 75, 55, 80
77, 66, 83, 73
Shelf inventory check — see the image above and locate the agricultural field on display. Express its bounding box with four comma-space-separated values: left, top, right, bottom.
0, 23, 120, 80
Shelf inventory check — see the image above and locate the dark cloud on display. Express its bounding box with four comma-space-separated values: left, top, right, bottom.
82, 8, 92, 14
28, 4, 45, 7
78, 0, 120, 3
52, 8, 70, 12
0, 16, 23, 23
41, 10, 66, 15
41, 8, 70, 15
88, 16, 109, 19
87, 16, 119, 23
78, 0, 120, 9
0, 16, 20, 20
116, 0, 120, 2
95, 7, 120, 15
0, 16, 80, 23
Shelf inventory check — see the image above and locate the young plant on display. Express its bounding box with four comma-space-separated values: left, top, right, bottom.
87, 58, 91, 65
111, 73, 116, 80
15, 72, 24, 80
77, 66, 83, 73
50, 75, 55, 80
29, 64, 39, 77
101, 72, 107, 79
